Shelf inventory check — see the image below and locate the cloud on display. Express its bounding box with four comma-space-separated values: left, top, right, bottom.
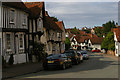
45, 2, 118, 28
22, 0, 120, 2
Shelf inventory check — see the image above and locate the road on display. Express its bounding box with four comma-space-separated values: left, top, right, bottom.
9, 52, 119, 79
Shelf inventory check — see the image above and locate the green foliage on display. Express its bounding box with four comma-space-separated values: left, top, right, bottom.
85, 29, 91, 33
65, 37, 71, 50
95, 21, 116, 37
101, 32, 115, 51
102, 21, 116, 34
95, 27, 104, 38
70, 27, 80, 34
32, 42, 47, 62
8, 54, 14, 65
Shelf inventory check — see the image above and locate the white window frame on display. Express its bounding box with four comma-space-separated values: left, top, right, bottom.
38, 19, 42, 31
19, 34, 24, 49
22, 13, 27, 25
6, 33, 12, 51
9, 8, 15, 24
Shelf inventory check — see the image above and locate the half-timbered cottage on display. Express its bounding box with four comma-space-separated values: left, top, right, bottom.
24, 2, 45, 61
0, 2, 29, 64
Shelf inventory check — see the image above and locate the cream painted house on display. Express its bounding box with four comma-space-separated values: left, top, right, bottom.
41, 13, 63, 55
88, 37, 103, 50
1, 2, 29, 64
112, 28, 120, 57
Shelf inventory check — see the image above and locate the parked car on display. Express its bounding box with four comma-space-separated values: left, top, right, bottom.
43, 54, 72, 70
64, 50, 80, 64
77, 51, 83, 63
80, 50, 89, 60
92, 49, 101, 53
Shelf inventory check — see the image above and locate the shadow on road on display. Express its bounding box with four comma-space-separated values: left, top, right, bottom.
16, 54, 118, 78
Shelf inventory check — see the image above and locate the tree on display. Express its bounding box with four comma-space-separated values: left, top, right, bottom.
101, 32, 115, 51
85, 29, 91, 33
95, 27, 104, 38
65, 37, 71, 50
102, 21, 116, 34
70, 27, 80, 34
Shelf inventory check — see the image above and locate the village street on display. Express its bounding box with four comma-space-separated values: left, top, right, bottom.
7, 52, 118, 79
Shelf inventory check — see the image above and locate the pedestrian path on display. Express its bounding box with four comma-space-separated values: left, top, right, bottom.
2, 62, 43, 79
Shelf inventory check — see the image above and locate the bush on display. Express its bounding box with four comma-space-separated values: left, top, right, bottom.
32, 42, 47, 62
8, 54, 14, 65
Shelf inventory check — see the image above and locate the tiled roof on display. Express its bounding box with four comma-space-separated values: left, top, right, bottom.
75, 36, 90, 43
2, 2, 29, 13
112, 27, 120, 42
24, 2, 44, 18
55, 21, 64, 31
73, 33, 101, 44
68, 33, 75, 39
44, 16, 62, 32
89, 37, 103, 44
24, 2, 43, 9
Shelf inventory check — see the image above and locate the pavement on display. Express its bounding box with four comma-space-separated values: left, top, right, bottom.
2, 62, 43, 79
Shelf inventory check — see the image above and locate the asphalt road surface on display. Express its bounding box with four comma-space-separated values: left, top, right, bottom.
9, 52, 119, 79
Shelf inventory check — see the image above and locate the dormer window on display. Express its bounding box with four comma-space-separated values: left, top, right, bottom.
10, 9, 15, 23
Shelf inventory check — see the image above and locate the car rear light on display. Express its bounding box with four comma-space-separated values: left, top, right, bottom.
54, 59, 61, 61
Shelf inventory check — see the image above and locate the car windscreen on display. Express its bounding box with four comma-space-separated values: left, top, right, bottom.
64, 52, 75, 56
47, 54, 61, 59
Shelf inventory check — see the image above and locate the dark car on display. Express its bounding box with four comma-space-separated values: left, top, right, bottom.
64, 50, 80, 64
43, 54, 72, 70
80, 50, 89, 60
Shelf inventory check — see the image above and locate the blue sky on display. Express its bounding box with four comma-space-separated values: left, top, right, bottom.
22, 0, 118, 29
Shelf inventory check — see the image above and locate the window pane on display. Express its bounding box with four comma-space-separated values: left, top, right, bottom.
10, 10, 15, 22
23, 14, 26, 24
19, 34, 23, 48
6, 34, 11, 49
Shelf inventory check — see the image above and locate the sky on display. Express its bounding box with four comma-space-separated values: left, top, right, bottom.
21, 0, 119, 29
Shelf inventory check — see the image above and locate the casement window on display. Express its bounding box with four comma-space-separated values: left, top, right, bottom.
6, 34, 11, 50
38, 19, 42, 30
23, 14, 26, 25
10, 9, 15, 23
19, 34, 24, 49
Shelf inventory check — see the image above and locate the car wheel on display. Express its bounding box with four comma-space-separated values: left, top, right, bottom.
81, 60, 83, 63
43, 67, 48, 70
62, 63, 66, 70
